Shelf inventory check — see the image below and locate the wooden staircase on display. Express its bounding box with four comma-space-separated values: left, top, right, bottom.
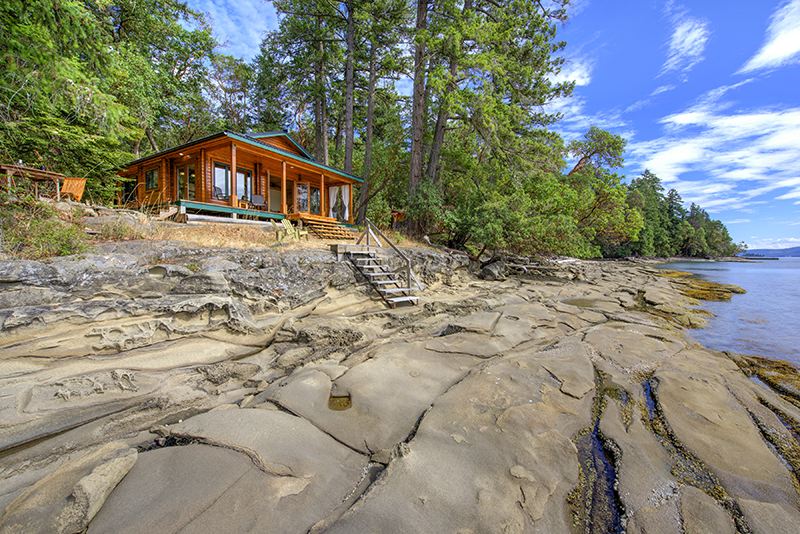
298, 216, 355, 240
347, 250, 420, 308
344, 218, 423, 308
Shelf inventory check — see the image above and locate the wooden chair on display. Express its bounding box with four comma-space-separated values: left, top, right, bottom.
61, 177, 86, 202
250, 194, 267, 210
271, 219, 309, 243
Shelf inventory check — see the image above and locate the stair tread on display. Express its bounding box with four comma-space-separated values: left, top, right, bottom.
387, 296, 419, 303
378, 287, 417, 294
372, 279, 404, 285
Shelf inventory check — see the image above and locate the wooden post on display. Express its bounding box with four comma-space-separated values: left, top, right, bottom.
161, 158, 166, 204
320, 173, 325, 217
266, 169, 271, 212
348, 183, 354, 224
199, 149, 205, 202
230, 142, 237, 207
281, 161, 287, 214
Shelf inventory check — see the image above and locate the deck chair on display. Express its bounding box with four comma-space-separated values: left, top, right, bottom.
272, 219, 309, 243
250, 194, 267, 210
61, 177, 86, 202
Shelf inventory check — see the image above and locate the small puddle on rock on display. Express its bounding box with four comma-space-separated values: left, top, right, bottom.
328, 395, 352, 411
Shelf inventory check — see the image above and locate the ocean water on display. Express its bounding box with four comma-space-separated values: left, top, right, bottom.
656, 257, 800, 366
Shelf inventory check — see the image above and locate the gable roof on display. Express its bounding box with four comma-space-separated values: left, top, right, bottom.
118, 131, 362, 183
248, 131, 316, 161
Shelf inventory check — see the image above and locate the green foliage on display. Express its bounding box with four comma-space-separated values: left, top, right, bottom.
611, 170, 743, 258
0, 184, 89, 259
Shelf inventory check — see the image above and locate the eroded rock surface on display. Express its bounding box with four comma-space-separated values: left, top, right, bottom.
2, 246, 798, 533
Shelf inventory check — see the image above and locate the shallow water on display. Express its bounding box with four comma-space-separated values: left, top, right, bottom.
656, 257, 800, 366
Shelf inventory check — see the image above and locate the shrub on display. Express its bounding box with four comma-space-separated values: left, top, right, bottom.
0, 186, 90, 259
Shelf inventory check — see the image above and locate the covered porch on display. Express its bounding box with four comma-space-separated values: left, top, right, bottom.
118, 131, 359, 228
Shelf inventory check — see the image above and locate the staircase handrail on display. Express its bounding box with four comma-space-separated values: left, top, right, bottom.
357, 218, 423, 291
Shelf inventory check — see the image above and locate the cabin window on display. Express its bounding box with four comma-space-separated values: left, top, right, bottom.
145, 169, 158, 190
236, 168, 252, 202
177, 167, 186, 200
297, 182, 309, 212
213, 162, 230, 200
187, 165, 196, 200
310, 186, 321, 215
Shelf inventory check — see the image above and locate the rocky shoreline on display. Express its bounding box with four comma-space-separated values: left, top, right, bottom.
1, 242, 799, 533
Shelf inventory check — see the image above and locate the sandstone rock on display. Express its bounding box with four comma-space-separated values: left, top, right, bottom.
197, 362, 260, 385
481, 260, 507, 280
324, 352, 591, 534
0, 441, 136, 534
90, 412, 370, 534
681, 486, 735, 534
656, 362, 798, 506
262, 341, 478, 454
738, 498, 800, 534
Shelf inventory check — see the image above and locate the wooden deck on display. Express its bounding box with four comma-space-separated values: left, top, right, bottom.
174, 200, 285, 220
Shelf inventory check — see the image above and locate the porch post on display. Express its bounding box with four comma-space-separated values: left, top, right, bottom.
230, 142, 237, 208
348, 182, 354, 224
267, 169, 271, 211
161, 158, 167, 204
199, 149, 206, 202
281, 161, 287, 214
320, 173, 325, 216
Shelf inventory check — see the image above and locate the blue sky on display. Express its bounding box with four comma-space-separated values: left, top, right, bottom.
190, 0, 800, 249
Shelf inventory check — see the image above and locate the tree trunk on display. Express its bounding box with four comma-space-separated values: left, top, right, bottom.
356, 43, 377, 225
145, 127, 159, 152
314, 18, 325, 162
426, 54, 458, 183
344, 0, 355, 174
408, 0, 428, 204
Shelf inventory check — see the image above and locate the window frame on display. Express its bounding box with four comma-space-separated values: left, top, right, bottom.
144, 168, 159, 191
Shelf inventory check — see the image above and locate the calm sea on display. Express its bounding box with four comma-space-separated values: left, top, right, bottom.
656, 258, 800, 366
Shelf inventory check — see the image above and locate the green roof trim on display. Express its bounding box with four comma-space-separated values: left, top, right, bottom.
226, 132, 363, 183
118, 131, 363, 184
249, 131, 316, 161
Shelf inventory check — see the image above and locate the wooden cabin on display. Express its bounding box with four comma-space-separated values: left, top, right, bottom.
116, 131, 361, 225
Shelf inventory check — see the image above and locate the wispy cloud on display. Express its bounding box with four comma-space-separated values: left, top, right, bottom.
725, 219, 751, 224
624, 85, 678, 113
747, 237, 800, 249
627, 83, 800, 213
190, 0, 278, 61
660, 4, 711, 77
739, 0, 800, 73
552, 57, 595, 87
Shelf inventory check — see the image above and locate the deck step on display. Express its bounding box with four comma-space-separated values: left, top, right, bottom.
372, 279, 404, 285
348, 250, 378, 256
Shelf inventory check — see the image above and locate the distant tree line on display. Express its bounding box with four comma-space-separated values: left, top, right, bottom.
0, 0, 742, 258
606, 170, 747, 258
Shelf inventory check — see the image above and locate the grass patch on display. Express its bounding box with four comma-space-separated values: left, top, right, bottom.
0, 188, 90, 259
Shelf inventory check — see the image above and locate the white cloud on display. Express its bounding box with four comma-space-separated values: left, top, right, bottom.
627, 84, 800, 214
747, 237, 800, 248
190, 0, 278, 61
552, 57, 594, 87
660, 8, 711, 76
740, 0, 800, 73
624, 85, 678, 114
725, 219, 751, 224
